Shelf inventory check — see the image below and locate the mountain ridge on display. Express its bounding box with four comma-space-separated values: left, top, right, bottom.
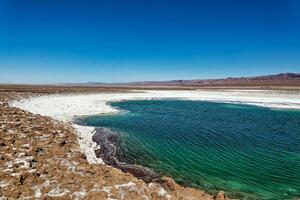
75, 73, 300, 87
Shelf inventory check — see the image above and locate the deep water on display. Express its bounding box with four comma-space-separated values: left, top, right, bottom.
81, 100, 300, 199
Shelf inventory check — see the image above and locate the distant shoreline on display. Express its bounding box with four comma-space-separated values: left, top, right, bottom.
1, 84, 300, 93
2, 72, 300, 89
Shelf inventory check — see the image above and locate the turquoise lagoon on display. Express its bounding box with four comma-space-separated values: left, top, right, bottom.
80, 100, 300, 199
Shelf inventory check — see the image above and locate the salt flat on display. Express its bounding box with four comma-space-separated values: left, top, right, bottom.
10, 89, 300, 165
11, 90, 300, 122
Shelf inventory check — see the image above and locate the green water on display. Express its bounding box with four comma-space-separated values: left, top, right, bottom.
82, 100, 300, 199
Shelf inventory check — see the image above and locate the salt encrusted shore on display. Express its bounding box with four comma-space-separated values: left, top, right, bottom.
1, 91, 226, 200
10, 89, 300, 169
3, 89, 300, 199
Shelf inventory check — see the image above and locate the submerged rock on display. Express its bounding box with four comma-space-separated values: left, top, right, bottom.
92, 128, 161, 183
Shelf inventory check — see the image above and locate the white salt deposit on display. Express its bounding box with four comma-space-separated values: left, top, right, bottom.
72, 189, 86, 200
73, 124, 103, 164
114, 182, 137, 190
33, 179, 50, 198
47, 188, 70, 197
10, 89, 300, 165
157, 187, 171, 199
0, 181, 10, 188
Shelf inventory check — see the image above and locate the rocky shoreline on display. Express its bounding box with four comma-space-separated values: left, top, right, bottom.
0, 90, 227, 200
92, 127, 161, 183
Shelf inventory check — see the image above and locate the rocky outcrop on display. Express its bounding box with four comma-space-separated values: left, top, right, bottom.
0, 91, 228, 200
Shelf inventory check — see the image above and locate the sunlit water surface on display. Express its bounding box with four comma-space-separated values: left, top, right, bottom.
81, 100, 300, 199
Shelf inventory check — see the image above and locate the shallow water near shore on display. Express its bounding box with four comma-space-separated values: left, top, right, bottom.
81, 100, 300, 199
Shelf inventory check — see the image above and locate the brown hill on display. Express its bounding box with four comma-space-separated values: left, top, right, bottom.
124, 73, 300, 87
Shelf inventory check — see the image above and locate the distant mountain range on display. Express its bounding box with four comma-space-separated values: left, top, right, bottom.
75, 73, 300, 87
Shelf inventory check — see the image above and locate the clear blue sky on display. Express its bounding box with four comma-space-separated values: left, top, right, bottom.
0, 0, 300, 83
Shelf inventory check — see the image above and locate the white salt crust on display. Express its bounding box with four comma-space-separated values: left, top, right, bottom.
10, 89, 300, 165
